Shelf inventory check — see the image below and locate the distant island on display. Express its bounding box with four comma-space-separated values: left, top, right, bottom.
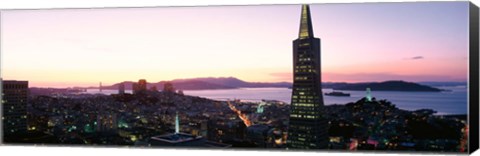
324, 80, 444, 92
50, 77, 458, 92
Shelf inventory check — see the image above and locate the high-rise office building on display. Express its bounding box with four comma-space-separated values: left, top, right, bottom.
287, 5, 329, 149
96, 113, 118, 132
138, 79, 147, 91
2, 80, 29, 136
119, 82, 125, 94
133, 79, 147, 94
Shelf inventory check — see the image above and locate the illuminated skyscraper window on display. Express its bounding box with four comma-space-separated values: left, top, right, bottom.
287, 5, 329, 149
2, 80, 29, 136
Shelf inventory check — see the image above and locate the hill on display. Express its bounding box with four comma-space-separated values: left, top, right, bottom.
329, 80, 442, 92
102, 77, 290, 90
95, 78, 443, 92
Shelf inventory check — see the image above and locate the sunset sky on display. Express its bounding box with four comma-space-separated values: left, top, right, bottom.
1, 2, 469, 88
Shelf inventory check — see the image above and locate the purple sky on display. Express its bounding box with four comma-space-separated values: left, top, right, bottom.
1, 2, 470, 87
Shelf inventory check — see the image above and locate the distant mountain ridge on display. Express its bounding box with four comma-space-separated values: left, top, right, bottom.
189, 77, 291, 88
326, 81, 443, 92
93, 77, 448, 92
417, 81, 467, 87
101, 77, 291, 90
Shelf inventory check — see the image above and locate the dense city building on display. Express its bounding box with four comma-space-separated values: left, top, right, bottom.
287, 5, 329, 149
149, 132, 231, 148
3, 78, 466, 152
149, 111, 231, 148
97, 113, 118, 132
0, 4, 468, 153
246, 124, 270, 147
2, 80, 29, 136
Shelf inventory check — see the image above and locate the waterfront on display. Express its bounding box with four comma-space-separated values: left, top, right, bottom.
87, 86, 467, 115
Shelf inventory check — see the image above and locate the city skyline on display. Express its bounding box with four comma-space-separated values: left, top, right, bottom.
1, 2, 469, 88
1, 2, 473, 152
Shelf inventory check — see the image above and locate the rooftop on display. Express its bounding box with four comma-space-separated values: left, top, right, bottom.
150, 132, 231, 148
150, 133, 201, 144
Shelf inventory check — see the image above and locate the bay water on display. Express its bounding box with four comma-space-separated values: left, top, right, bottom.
87, 86, 467, 115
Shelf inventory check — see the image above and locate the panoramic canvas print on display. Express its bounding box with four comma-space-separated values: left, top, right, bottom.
0, 1, 474, 154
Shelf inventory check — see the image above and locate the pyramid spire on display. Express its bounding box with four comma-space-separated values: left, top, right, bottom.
299, 4, 314, 39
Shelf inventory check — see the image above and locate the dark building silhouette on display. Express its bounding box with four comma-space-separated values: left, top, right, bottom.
163, 82, 175, 93
150, 86, 158, 92
132, 83, 138, 94
138, 79, 147, 91
118, 82, 125, 94
287, 5, 329, 149
246, 124, 270, 147
207, 118, 246, 143
133, 79, 147, 94
96, 113, 118, 132
2, 80, 29, 136
177, 90, 184, 95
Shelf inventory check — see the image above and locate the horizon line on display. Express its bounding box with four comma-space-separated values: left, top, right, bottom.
6, 77, 467, 89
